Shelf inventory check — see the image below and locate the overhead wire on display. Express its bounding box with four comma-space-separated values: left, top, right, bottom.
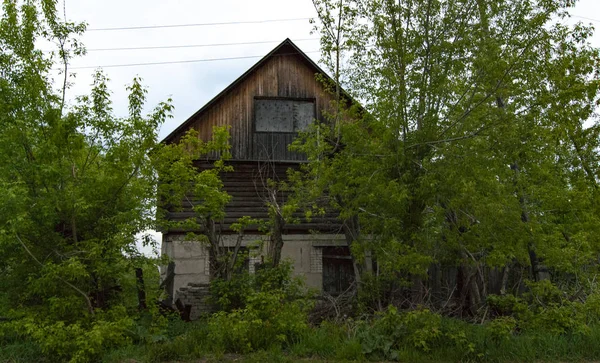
67, 51, 321, 70
83, 38, 318, 52
52, 17, 321, 69
80, 14, 600, 32
86, 17, 313, 31
570, 14, 600, 23
64, 13, 600, 70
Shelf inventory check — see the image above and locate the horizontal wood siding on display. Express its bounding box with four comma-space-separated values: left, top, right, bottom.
252, 133, 305, 161
165, 160, 342, 234
171, 44, 336, 162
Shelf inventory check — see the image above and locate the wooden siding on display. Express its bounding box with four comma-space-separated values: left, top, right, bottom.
165, 160, 342, 234
169, 43, 337, 161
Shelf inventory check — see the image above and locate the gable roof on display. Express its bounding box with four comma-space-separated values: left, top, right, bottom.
162, 38, 336, 144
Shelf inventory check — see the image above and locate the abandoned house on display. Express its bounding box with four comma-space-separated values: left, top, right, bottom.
160, 39, 354, 318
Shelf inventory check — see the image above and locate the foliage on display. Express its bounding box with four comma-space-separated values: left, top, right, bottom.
23, 311, 133, 362
356, 306, 444, 360
207, 261, 313, 353
486, 280, 600, 336
207, 290, 310, 353
297, 0, 600, 313
485, 316, 517, 342
153, 126, 232, 233
210, 259, 306, 311
0, 0, 172, 361
152, 124, 259, 280
10, 312, 600, 362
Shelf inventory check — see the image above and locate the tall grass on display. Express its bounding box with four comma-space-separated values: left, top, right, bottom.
6, 316, 600, 362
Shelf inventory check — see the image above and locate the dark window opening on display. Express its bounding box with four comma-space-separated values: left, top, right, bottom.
211, 247, 250, 276
231, 247, 250, 274
255, 98, 315, 133
322, 246, 355, 295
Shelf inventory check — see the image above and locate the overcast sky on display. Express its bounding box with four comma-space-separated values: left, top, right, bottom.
53, 0, 600, 256
57, 0, 320, 141
58, 0, 600, 141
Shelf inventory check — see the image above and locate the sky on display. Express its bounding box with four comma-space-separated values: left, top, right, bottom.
51, 0, 600, 256
58, 0, 321, 141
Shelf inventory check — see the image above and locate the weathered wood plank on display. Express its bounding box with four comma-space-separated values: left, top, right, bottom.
169, 48, 338, 162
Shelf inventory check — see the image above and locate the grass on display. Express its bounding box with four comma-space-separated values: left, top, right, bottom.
0, 341, 46, 363
287, 322, 365, 361
6, 318, 600, 362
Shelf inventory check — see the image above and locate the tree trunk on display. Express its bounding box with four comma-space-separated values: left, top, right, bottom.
205, 218, 223, 279
225, 231, 244, 281
269, 213, 285, 267
342, 214, 362, 284
457, 251, 482, 315
500, 264, 510, 295
135, 267, 147, 310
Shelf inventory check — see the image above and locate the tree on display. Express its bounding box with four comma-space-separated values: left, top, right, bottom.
153, 127, 250, 281
0, 0, 172, 360
297, 0, 600, 313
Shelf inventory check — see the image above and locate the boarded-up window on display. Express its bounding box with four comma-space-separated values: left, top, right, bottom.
255, 98, 314, 133
322, 247, 354, 295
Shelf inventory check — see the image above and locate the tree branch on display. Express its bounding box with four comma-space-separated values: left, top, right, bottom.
16, 233, 94, 316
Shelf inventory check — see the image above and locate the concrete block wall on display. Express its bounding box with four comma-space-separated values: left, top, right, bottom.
162, 234, 210, 305
174, 283, 212, 320
162, 232, 347, 319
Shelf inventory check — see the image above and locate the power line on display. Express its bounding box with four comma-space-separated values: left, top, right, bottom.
87, 17, 312, 31
67, 51, 321, 70
84, 38, 318, 52
84, 14, 600, 32
571, 14, 600, 23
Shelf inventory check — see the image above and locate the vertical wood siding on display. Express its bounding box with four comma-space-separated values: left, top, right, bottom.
170, 45, 337, 161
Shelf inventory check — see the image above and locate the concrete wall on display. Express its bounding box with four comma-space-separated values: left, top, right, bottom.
161, 233, 347, 305
161, 234, 210, 305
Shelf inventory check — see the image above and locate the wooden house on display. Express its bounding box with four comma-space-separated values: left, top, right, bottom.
160, 39, 353, 318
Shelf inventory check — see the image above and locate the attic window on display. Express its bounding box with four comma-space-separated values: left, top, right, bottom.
254, 98, 314, 133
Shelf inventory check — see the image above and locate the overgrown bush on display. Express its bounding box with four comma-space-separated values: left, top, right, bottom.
18, 306, 134, 363
356, 306, 445, 360
486, 280, 600, 336
208, 291, 310, 353
485, 316, 517, 342
207, 261, 313, 353
210, 260, 306, 311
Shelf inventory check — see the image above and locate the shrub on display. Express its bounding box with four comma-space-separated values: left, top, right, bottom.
583, 292, 600, 324
487, 293, 529, 317
210, 260, 306, 312
208, 290, 310, 353
22, 307, 134, 363
486, 316, 517, 342
207, 261, 312, 353
487, 280, 595, 336
210, 270, 254, 311
356, 306, 445, 360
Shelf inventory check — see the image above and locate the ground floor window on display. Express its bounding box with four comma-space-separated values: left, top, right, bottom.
322, 246, 354, 294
